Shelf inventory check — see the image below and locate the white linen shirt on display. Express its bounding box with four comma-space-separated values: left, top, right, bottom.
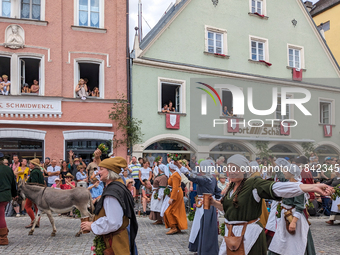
91, 196, 124, 235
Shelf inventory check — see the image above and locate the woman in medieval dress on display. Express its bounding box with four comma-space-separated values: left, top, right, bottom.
268, 158, 316, 255
209, 154, 333, 255
186, 159, 221, 255
162, 162, 187, 235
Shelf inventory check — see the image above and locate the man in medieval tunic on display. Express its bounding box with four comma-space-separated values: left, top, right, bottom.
81, 156, 138, 255
183, 159, 221, 255
149, 164, 168, 224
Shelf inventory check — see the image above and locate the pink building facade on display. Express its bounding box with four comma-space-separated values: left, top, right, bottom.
0, 0, 128, 162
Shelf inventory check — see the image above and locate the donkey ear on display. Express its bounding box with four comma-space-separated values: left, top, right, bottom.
18, 177, 23, 186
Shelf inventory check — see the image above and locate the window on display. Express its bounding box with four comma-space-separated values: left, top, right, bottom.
205, 26, 228, 56
75, 60, 104, 98
249, 36, 269, 62
287, 44, 305, 69
208, 31, 223, 54
161, 84, 181, 112
21, 0, 41, 20
19, 57, 41, 95
79, 0, 100, 28
320, 102, 331, 124
1, 0, 11, 17
222, 90, 233, 116
276, 95, 291, 120
251, 41, 264, 61
251, 0, 262, 14
288, 48, 300, 69
0, 56, 11, 95
158, 78, 186, 113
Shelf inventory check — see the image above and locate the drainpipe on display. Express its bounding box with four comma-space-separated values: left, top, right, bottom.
126, 0, 132, 156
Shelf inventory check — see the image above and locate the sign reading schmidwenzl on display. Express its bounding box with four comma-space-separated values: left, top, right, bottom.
224, 122, 286, 137
0, 97, 62, 114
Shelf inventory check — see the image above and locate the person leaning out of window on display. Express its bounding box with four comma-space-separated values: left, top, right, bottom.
21, 83, 30, 93
161, 104, 170, 113
75, 78, 88, 100
91, 87, 100, 97
168, 100, 176, 112
0, 75, 10, 95
30, 79, 39, 94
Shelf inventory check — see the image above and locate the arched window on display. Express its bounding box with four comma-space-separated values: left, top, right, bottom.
315, 145, 338, 159
269, 144, 298, 159
143, 140, 192, 165
210, 142, 250, 161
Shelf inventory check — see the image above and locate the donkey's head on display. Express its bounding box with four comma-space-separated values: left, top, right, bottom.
17, 178, 26, 200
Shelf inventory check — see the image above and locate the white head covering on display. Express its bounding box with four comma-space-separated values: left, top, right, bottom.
227, 154, 249, 168
275, 158, 291, 168
249, 161, 260, 172
153, 166, 159, 177
288, 164, 302, 182
227, 154, 250, 178
168, 162, 181, 175
198, 159, 216, 176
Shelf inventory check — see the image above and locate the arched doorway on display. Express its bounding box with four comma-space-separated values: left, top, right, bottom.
269, 144, 298, 159
209, 142, 251, 161
315, 145, 338, 162
143, 140, 193, 165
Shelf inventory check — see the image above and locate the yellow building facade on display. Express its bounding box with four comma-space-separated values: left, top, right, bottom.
311, 0, 340, 64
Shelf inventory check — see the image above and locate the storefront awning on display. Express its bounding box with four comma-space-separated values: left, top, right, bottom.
198, 134, 314, 143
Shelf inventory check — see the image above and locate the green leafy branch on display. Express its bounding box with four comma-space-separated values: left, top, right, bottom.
301, 142, 316, 159
255, 141, 272, 159
108, 94, 143, 154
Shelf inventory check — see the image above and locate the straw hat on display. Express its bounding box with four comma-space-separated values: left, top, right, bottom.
98, 157, 127, 174
30, 158, 40, 166
219, 173, 227, 179
65, 173, 74, 180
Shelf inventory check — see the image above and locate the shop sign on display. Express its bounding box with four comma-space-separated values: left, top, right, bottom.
0, 97, 62, 115
224, 122, 291, 137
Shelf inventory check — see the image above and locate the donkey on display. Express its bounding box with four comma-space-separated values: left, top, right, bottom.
17, 180, 94, 237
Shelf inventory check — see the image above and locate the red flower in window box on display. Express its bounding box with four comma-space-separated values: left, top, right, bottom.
214, 53, 226, 57
254, 12, 265, 18
259, 60, 272, 66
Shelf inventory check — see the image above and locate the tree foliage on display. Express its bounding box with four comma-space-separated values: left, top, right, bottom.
108, 94, 143, 154
301, 142, 316, 158
255, 141, 272, 159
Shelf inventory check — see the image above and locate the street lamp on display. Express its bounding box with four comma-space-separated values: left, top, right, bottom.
292, 19, 297, 27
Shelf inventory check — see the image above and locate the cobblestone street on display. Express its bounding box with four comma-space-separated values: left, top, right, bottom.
0, 215, 339, 255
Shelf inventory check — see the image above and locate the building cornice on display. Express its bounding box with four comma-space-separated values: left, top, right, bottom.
133, 57, 340, 92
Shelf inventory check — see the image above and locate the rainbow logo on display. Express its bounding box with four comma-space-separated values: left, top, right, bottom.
196, 82, 222, 106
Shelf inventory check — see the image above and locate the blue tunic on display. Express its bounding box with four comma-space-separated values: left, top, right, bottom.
187, 173, 221, 255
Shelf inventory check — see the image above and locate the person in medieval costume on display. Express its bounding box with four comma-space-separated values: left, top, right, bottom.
325, 169, 340, 225
185, 159, 221, 255
0, 152, 17, 246
249, 161, 269, 228
209, 154, 333, 255
149, 163, 168, 225
264, 158, 290, 248
81, 156, 138, 255
268, 161, 316, 255
161, 162, 187, 235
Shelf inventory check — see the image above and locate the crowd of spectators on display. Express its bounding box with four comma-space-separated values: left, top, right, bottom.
4, 151, 340, 221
